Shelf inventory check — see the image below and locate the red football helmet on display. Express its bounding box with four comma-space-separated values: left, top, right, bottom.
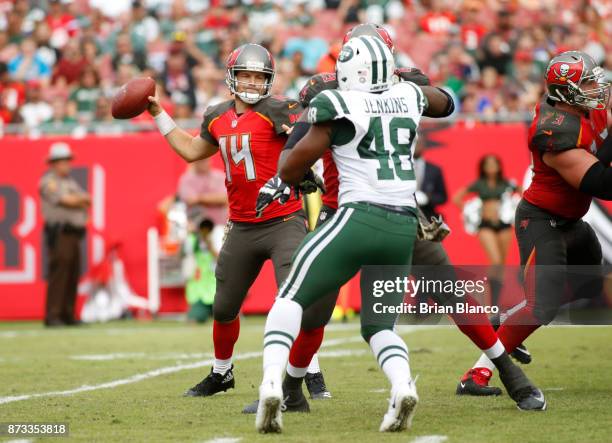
342, 23, 394, 52
545, 50, 610, 110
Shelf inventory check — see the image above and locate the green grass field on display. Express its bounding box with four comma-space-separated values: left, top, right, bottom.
1, 318, 611, 443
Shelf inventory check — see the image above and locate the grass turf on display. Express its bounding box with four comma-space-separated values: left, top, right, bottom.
1, 318, 611, 442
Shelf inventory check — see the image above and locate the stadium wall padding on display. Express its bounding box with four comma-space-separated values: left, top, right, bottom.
2, 124, 607, 319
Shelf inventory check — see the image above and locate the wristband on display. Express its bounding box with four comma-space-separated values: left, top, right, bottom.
154, 110, 177, 136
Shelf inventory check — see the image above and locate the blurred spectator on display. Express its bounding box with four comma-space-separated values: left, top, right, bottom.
177, 158, 228, 227
0, 61, 25, 123
8, 37, 52, 83
283, 21, 329, 74
68, 66, 101, 122
46, 0, 78, 49
478, 9, 519, 75
52, 39, 87, 86
130, 0, 160, 45
162, 42, 196, 112
112, 32, 147, 72
40, 97, 78, 134
19, 81, 53, 128
0, 0, 609, 126
419, 0, 457, 35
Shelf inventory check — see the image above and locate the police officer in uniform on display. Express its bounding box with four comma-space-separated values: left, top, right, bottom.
39, 143, 90, 326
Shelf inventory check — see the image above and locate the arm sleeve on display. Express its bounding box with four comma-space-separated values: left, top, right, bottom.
596, 132, 612, 165
283, 121, 311, 151
579, 161, 612, 200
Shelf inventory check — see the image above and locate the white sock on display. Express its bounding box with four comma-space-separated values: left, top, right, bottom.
471, 339, 504, 372
213, 358, 232, 375
287, 363, 308, 378
472, 354, 495, 371
306, 354, 320, 374
262, 298, 303, 384
369, 330, 412, 388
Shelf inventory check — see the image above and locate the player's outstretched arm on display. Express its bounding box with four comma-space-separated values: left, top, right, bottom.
420, 86, 455, 118
147, 95, 218, 162
280, 122, 331, 186
544, 148, 612, 200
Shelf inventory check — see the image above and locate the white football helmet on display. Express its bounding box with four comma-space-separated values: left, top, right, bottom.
336, 35, 396, 93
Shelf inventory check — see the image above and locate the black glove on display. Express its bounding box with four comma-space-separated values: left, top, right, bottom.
255, 175, 292, 218
298, 169, 326, 195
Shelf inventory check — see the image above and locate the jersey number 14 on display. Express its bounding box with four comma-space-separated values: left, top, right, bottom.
219, 134, 256, 182
357, 116, 416, 181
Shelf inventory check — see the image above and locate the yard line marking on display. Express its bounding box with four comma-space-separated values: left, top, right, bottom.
70, 352, 215, 361
202, 438, 241, 443
411, 435, 448, 443
0, 336, 371, 405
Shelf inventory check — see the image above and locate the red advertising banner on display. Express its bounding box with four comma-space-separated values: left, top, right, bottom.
0, 124, 547, 320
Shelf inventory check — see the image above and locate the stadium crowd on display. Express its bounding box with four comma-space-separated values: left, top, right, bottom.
0, 0, 610, 132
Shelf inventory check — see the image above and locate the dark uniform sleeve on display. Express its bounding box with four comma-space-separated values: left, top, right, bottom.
199, 100, 232, 146
395, 67, 431, 86
298, 72, 339, 107
257, 96, 304, 135
531, 107, 582, 153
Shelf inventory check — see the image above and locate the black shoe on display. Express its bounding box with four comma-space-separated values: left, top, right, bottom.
456, 368, 502, 396
184, 365, 235, 397
498, 364, 545, 410
242, 388, 310, 414
305, 372, 332, 399
511, 344, 532, 364
513, 386, 547, 411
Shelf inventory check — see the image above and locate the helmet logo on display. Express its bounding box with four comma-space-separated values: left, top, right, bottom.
338, 46, 354, 63
548, 60, 583, 85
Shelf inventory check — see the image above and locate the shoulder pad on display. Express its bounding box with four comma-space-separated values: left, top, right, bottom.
203, 100, 233, 119
395, 67, 431, 86
256, 96, 303, 133
531, 102, 581, 153
299, 72, 338, 107
307, 90, 349, 124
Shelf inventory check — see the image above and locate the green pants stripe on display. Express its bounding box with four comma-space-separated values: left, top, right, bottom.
278, 202, 418, 337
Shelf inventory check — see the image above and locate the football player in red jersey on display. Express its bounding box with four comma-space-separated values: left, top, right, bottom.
457, 50, 612, 397
250, 24, 546, 414
147, 43, 325, 399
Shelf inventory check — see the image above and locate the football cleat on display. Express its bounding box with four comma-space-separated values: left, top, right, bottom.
305, 372, 332, 399
242, 388, 310, 414
255, 379, 283, 433
183, 365, 235, 397
511, 344, 532, 365
498, 365, 546, 411
379, 380, 419, 432
456, 368, 502, 396
513, 386, 547, 411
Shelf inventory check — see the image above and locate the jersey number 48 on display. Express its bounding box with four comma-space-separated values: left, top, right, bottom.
357, 116, 416, 181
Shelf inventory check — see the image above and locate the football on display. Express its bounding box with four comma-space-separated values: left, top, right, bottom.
111, 77, 156, 119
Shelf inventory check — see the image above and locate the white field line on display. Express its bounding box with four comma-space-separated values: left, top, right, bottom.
3, 322, 609, 339
411, 436, 448, 443
202, 439, 242, 443
0, 335, 375, 406
70, 352, 215, 361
